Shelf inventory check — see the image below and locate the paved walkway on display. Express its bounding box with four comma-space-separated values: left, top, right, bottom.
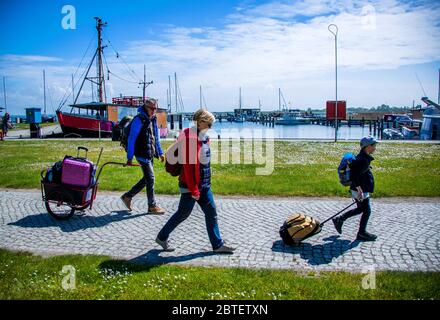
0, 190, 439, 272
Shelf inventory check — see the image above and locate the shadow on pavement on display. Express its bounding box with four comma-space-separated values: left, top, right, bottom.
8, 210, 149, 233
99, 249, 217, 272
272, 235, 360, 266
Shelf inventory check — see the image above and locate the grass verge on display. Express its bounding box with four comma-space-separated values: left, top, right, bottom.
0, 249, 438, 300
0, 140, 439, 197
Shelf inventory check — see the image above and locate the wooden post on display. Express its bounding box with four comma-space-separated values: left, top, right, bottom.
380, 119, 384, 139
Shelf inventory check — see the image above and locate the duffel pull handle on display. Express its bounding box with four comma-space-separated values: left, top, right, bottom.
77, 146, 88, 158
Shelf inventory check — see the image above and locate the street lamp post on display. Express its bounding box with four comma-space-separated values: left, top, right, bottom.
328, 24, 339, 142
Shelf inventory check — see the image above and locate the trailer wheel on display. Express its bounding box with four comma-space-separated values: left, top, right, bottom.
45, 191, 75, 220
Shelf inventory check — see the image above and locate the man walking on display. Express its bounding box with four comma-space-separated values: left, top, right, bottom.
121, 99, 165, 214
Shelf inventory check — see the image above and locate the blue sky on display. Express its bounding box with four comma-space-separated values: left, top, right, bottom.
1, 0, 440, 114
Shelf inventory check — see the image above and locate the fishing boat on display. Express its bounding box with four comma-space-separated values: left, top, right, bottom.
275, 109, 310, 125
56, 17, 157, 138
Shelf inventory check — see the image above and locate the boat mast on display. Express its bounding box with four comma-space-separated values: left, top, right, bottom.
168, 75, 172, 112
278, 88, 281, 111
175, 72, 178, 113
3, 76, 6, 113
239, 87, 242, 110
95, 17, 107, 103
43, 70, 47, 115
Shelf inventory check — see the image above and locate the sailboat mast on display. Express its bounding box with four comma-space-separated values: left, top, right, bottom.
200, 85, 202, 109
168, 75, 172, 112
42, 70, 46, 115
239, 87, 242, 110
2, 76, 6, 113
278, 88, 281, 111
175, 72, 178, 113
95, 17, 106, 103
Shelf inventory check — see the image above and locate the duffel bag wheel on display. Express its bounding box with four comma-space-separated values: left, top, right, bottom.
45, 191, 75, 220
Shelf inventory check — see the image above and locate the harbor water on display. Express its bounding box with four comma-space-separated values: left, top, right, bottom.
176, 119, 379, 140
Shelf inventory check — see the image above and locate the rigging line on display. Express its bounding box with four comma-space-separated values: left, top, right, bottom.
108, 70, 139, 84
59, 58, 93, 108
60, 48, 98, 109
176, 77, 185, 112
102, 52, 108, 102
103, 49, 138, 85
415, 73, 427, 97
202, 92, 207, 109
59, 51, 97, 109
102, 31, 140, 82
102, 51, 110, 80
58, 34, 95, 108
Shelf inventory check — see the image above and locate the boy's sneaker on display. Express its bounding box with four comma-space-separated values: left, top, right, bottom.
120, 195, 133, 211
148, 206, 165, 215
155, 237, 175, 252
356, 231, 377, 242
213, 244, 235, 254
332, 217, 343, 234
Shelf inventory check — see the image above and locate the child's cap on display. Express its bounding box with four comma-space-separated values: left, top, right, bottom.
360, 136, 378, 148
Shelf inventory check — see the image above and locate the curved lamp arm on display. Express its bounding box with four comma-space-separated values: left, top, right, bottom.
328, 24, 339, 37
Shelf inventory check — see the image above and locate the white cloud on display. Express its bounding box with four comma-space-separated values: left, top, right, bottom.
0, 54, 63, 63
116, 0, 440, 110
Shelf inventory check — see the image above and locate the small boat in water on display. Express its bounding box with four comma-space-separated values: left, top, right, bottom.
383, 128, 404, 140
275, 109, 310, 125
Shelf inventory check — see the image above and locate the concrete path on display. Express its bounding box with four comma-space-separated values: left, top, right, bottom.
1, 189, 439, 272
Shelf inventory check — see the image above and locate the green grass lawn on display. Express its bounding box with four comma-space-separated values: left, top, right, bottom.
0, 249, 438, 300
0, 140, 439, 197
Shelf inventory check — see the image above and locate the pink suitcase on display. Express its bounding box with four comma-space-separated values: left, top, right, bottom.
61, 157, 94, 187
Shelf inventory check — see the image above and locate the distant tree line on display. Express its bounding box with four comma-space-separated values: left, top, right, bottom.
305, 104, 422, 113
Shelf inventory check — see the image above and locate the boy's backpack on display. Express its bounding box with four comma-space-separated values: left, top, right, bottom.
165, 141, 182, 177
119, 115, 146, 152
338, 153, 356, 186
279, 213, 322, 246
